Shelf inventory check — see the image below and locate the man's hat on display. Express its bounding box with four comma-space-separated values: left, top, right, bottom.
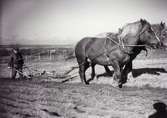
153, 102, 166, 111
12, 47, 20, 53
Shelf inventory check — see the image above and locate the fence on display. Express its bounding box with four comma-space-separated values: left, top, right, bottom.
0, 47, 75, 64
24, 48, 75, 62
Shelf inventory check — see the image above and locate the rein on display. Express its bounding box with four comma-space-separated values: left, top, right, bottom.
106, 36, 147, 48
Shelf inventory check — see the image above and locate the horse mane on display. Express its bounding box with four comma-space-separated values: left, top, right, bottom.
118, 19, 149, 39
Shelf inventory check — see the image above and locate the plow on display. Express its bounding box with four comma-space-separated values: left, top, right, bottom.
8, 64, 79, 83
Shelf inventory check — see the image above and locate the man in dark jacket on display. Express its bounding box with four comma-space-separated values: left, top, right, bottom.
8, 47, 24, 79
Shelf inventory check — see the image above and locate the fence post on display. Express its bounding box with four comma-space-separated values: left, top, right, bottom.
38, 53, 40, 61
49, 50, 51, 61
25, 55, 28, 62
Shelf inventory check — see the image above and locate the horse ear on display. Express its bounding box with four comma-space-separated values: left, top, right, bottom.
118, 28, 122, 34
160, 21, 165, 29
140, 19, 146, 26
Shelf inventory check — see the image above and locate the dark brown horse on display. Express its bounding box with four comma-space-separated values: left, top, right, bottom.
75, 19, 161, 88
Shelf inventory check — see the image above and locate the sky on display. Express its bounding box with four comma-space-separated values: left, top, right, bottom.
1, 0, 167, 45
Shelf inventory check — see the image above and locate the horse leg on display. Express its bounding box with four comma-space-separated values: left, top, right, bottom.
112, 61, 122, 88
104, 65, 112, 73
91, 63, 96, 80
121, 61, 132, 84
79, 61, 90, 85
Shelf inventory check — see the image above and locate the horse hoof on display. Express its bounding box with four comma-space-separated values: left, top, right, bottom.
118, 84, 123, 88
85, 82, 89, 85
82, 81, 89, 85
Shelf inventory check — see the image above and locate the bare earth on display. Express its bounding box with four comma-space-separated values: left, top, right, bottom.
0, 58, 167, 118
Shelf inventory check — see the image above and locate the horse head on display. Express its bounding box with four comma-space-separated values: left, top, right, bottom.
152, 21, 166, 47
138, 19, 161, 49
155, 21, 166, 40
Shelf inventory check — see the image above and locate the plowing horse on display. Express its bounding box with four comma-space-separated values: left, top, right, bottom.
75, 19, 161, 88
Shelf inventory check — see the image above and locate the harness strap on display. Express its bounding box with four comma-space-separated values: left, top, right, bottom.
106, 36, 149, 55
106, 36, 147, 47
103, 38, 110, 63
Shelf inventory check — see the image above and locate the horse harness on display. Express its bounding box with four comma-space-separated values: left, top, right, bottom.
103, 38, 110, 62
105, 27, 151, 55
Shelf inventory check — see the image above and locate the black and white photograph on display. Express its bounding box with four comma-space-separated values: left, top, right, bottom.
0, 0, 167, 118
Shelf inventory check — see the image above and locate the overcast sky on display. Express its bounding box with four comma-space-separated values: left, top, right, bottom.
1, 0, 167, 45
